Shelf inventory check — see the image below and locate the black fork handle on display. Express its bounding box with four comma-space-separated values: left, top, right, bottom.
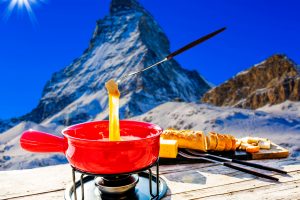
166, 27, 226, 60
231, 159, 287, 174
223, 162, 279, 181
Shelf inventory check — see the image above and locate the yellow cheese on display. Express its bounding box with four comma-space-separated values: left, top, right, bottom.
105, 79, 121, 141
159, 138, 178, 158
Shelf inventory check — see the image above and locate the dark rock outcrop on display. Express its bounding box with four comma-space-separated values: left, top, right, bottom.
202, 54, 300, 109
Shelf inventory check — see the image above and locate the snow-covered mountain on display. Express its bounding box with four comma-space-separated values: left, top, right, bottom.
0, 119, 17, 134
133, 101, 300, 157
15, 0, 210, 128
0, 122, 66, 170
0, 0, 211, 170
1, 100, 300, 170
258, 100, 300, 118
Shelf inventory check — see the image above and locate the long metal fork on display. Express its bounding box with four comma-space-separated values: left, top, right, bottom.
117, 27, 226, 83
178, 151, 279, 181
185, 149, 287, 174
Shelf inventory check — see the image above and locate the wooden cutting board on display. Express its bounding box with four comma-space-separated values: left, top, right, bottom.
209, 142, 289, 160
250, 142, 289, 160
159, 142, 289, 165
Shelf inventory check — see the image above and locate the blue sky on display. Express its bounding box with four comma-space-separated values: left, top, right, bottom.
0, 0, 299, 119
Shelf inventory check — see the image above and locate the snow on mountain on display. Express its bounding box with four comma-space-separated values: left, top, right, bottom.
1, 101, 300, 170
17, 0, 210, 128
133, 101, 300, 157
258, 100, 300, 118
0, 119, 19, 134
0, 122, 66, 170
0, 0, 211, 170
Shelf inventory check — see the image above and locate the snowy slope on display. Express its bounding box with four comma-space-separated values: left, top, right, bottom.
1, 101, 300, 170
258, 100, 300, 118
0, 122, 66, 170
133, 101, 300, 157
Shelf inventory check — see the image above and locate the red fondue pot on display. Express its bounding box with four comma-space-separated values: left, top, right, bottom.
20, 120, 162, 175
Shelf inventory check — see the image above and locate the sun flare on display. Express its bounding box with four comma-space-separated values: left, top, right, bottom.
3, 0, 46, 24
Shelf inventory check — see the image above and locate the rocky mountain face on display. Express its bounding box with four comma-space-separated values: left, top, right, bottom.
1, 0, 210, 131
202, 54, 300, 109
0, 118, 18, 134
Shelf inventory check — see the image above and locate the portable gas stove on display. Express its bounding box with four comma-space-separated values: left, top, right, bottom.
65, 159, 167, 200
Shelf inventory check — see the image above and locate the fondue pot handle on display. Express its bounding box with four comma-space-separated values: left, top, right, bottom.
20, 130, 66, 153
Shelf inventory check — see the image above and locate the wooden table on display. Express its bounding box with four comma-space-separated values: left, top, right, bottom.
1, 157, 299, 200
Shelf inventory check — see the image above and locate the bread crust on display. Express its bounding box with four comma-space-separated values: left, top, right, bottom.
224, 135, 232, 151
162, 129, 238, 152
162, 129, 206, 151
215, 134, 226, 151
228, 135, 236, 151
207, 132, 218, 151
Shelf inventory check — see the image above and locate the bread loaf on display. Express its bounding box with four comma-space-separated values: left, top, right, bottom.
161, 129, 206, 151
161, 129, 237, 152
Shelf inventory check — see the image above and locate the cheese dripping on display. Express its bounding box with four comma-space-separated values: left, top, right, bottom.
105, 79, 121, 141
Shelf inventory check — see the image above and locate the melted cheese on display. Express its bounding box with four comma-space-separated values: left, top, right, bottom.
105, 79, 121, 141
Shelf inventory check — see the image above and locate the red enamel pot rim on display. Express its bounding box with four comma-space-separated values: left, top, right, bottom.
61, 120, 162, 142
20, 120, 163, 174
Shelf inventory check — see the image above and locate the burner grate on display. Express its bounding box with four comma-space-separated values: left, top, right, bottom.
65, 159, 167, 200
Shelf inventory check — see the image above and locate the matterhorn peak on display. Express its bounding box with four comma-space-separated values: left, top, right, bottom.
110, 0, 144, 14
1, 0, 211, 131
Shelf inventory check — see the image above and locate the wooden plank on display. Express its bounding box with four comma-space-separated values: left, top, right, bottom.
0, 164, 72, 200
160, 158, 300, 197
164, 170, 300, 200
158, 162, 217, 174
5, 190, 64, 200
159, 156, 298, 175
0, 157, 298, 200
5, 173, 300, 200
201, 179, 300, 200
0, 162, 217, 199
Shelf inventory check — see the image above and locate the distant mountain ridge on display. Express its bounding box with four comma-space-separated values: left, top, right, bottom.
202, 54, 300, 109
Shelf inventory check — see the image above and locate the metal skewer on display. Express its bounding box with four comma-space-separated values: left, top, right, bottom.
185, 149, 287, 174
178, 151, 279, 181
117, 27, 226, 83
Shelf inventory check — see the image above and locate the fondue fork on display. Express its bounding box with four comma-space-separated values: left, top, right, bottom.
117, 27, 226, 83
178, 151, 279, 181
185, 149, 287, 174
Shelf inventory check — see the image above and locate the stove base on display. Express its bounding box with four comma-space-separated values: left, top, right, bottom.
64, 172, 168, 200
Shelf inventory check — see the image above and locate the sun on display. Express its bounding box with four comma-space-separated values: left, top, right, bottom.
3, 0, 46, 25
